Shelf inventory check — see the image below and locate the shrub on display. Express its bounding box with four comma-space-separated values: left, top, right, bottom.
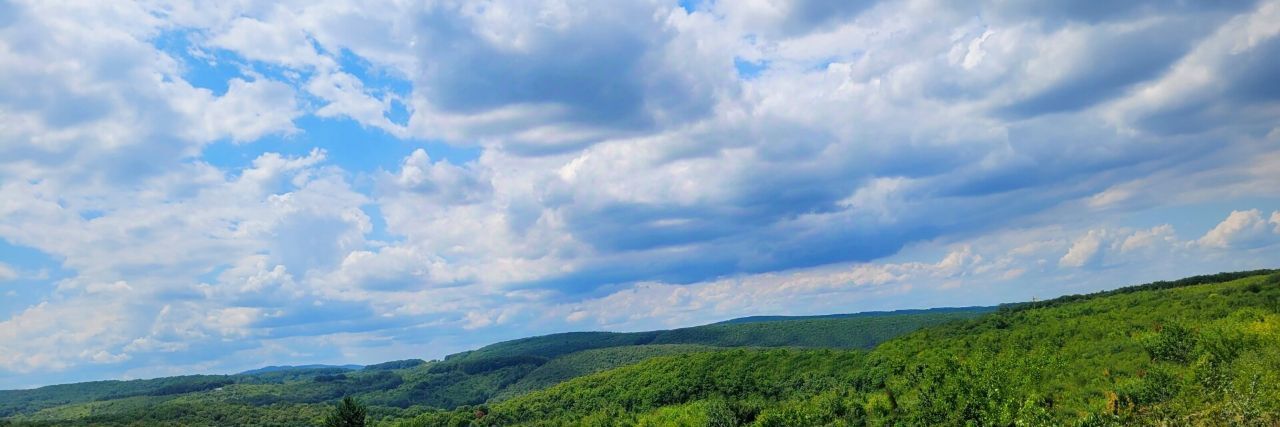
1141, 323, 1196, 364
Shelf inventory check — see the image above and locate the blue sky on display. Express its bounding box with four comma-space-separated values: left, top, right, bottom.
0, 0, 1279, 389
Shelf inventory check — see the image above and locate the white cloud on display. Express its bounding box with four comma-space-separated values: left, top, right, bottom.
195, 78, 301, 143
314, 246, 442, 295
1120, 224, 1177, 253
0, 298, 134, 372
1199, 209, 1279, 249
0, 147, 374, 374
1061, 225, 1189, 268
308, 70, 407, 137
1059, 230, 1106, 268
0, 1, 305, 192
1088, 187, 1133, 208
935, 246, 982, 276
208, 15, 332, 69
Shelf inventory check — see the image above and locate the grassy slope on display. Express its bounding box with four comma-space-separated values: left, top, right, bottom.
399, 270, 1280, 426
0, 309, 982, 426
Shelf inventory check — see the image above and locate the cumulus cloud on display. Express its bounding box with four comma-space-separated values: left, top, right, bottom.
1059, 225, 1189, 268
208, 15, 333, 69
195, 78, 301, 142
0, 1, 301, 189
318, 246, 441, 294
0, 147, 374, 374
0, 297, 136, 372
391, 149, 491, 204
405, 0, 731, 150
1198, 209, 1280, 249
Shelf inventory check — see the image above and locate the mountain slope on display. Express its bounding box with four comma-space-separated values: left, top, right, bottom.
490, 344, 719, 401
398, 270, 1280, 426
0, 307, 984, 426
0, 375, 235, 419
714, 306, 991, 325
11, 270, 1273, 426
441, 306, 992, 365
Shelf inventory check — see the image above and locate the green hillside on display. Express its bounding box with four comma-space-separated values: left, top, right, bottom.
398, 270, 1280, 426
8, 270, 1275, 426
0, 375, 237, 418
714, 306, 991, 325
0, 308, 983, 426
490, 345, 720, 401
443, 306, 992, 364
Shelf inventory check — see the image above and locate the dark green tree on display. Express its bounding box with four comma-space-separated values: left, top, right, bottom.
323, 396, 367, 427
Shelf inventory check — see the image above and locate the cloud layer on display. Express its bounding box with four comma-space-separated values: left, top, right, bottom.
1, 0, 1279, 387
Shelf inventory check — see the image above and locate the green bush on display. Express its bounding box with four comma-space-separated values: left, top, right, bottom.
1141, 323, 1197, 364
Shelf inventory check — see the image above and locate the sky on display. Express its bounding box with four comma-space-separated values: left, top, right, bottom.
0, 0, 1279, 389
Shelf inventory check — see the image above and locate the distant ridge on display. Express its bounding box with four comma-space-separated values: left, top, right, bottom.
236, 364, 362, 375
714, 305, 994, 325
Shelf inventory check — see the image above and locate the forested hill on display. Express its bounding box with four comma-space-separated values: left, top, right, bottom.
0, 306, 984, 426
5, 270, 1276, 426
715, 306, 991, 325
444, 305, 993, 363
401, 270, 1280, 426
237, 365, 363, 375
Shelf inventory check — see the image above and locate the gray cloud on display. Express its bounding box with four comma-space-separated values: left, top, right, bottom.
410, 0, 727, 150
984, 0, 1257, 27
996, 19, 1212, 118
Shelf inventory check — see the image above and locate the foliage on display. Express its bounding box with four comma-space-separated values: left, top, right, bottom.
1139, 322, 1196, 364
7, 270, 1279, 426
397, 349, 868, 426
449, 308, 989, 365
716, 306, 991, 325
324, 396, 368, 427
0, 375, 235, 417
363, 360, 427, 371
491, 345, 718, 401
998, 269, 1275, 313
0, 308, 976, 425
395, 271, 1280, 426
238, 365, 362, 375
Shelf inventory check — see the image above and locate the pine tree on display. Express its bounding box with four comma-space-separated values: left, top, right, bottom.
323, 396, 367, 427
